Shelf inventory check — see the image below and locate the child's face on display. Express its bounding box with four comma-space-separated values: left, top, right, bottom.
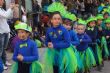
77, 25, 85, 34
73, 24, 77, 30
51, 14, 62, 27
88, 21, 96, 27
97, 20, 102, 26
64, 24, 71, 30
106, 23, 110, 28
104, 14, 109, 19
17, 30, 29, 40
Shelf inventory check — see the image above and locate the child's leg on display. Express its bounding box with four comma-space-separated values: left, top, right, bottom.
108, 42, 110, 60
90, 44, 102, 71
53, 65, 59, 73
91, 45, 99, 65
17, 62, 31, 73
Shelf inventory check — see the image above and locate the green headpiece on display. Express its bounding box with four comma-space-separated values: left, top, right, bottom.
78, 18, 87, 25
15, 23, 32, 32
102, 8, 110, 14
48, 2, 76, 21
96, 14, 104, 20
104, 18, 110, 24
101, 3, 105, 7
86, 16, 97, 24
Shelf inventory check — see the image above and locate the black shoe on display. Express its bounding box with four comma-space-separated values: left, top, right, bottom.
77, 70, 83, 73
97, 66, 102, 72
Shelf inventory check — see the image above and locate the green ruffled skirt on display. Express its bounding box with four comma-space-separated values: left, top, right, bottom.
71, 45, 83, 70
77, 48, 96, 71
11, 61, 43, 73
43, 46, 78, 73
101, 37, 109, 58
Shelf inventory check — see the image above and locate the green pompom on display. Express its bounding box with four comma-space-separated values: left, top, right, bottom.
104, 18, 110, 23
35, 39, 42, 48
96, 14, 104, 20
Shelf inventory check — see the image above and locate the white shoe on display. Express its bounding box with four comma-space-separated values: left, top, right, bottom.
3, 65, 8, 70
6, 61, 12, 66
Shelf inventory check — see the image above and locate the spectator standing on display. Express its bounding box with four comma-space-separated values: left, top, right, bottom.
0, 0, 14, 70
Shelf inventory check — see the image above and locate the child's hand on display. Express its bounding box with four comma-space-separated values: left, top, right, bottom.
106, 36, 110, 39
80, 39, 82, 42
10, 3, 15, 9
17, 54, 24, 61
99, 27, 102, 31
48, 42, 53, 49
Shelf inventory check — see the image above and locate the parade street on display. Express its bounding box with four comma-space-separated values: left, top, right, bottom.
3, 48, 110, 73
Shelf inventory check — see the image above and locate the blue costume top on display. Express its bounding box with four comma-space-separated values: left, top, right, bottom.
68, 30, 79, 46
76, 33, 92, 51
96, 26, 105, 43
104, 28, 110, 36
13, 38, 39, 62
86, 27, 98, 43
104, 28, 110, 43
0, 58, 3, 73
45, 24, 71, 49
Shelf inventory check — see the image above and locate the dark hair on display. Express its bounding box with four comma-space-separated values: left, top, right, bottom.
103, 12, 109, 16
49, 11, 62, 19
49, 11, 62, 26
87, 20, 96, 27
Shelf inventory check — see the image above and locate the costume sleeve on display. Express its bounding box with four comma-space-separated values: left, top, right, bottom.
23, 42, 39, 62
13, 43, 19, 62
81, 34, 92, 43
71, 30, 79, 46
45, 29, 51, 46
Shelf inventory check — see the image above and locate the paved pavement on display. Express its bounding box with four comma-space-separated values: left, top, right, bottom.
3, 48, 110, 73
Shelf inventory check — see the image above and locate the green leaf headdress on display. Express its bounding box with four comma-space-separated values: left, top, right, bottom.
48, 2, 76, 21
78, 18, 87, 25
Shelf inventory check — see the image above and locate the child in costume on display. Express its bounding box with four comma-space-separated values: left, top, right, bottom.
76, 22, 95, 73
12, 23, 41, 73
86, 17, 103, 71
44, 11, 77, 73
104, 18, 110, 60
96, 14, 104, 42
63, 18, 82, 73
63, 18, 79, 46
101, 12, 109, 29
96, 14, 109, 62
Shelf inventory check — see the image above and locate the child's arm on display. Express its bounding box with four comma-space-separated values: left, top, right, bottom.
71, 30, 79, 46
13, 43, 19, 62
45, 29, 51, 47
81, 34, 92, 43
23, 42, 39, 62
